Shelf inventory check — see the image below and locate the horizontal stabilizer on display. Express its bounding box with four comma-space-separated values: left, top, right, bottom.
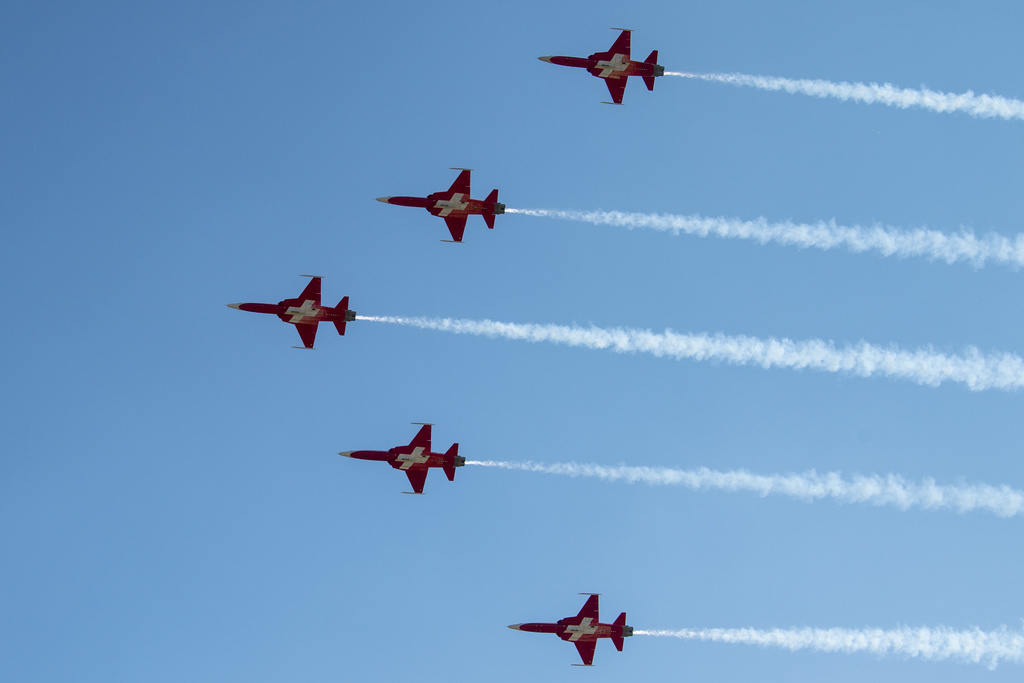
644, 49, 658, 64
334, 295, 350, 336
444, 465, 456, 482
643, 76, 656, 91
613, 611, 627, 651
483, 213, 496, 230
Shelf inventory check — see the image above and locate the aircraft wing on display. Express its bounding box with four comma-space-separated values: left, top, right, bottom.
576, 594, 600, 621
295, 322, 318, 348
573, 640, 596, 666
408, 424, 432, 452
603, 77, 627, 104
297, 276, 321, 306
405, 468, 428, 494
443, 215, 468, 242
607, 29, 631, 58
446, 169, 471, 196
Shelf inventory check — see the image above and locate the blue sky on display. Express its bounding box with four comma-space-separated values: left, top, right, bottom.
3, 1, 1024, 680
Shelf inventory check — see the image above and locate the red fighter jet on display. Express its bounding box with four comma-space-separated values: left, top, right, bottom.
339, 423, 465, 494
376, 168, 504, 243
539, 28, 665, 105
227, 276, 355, 349
509, 593, 634, 666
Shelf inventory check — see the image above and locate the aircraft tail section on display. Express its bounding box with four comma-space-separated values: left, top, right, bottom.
643, 50, 659, 91
484, 189, 500, 229
443, 442, 461, 481
334, 296, 355, 335
612, 612, 628, 651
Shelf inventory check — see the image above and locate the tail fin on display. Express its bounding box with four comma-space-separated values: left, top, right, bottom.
483, 189, 499, 229
443, 443, 459, 481
612, 612, 627, 651
333, 296, 350, 335
643, 50, 658, 91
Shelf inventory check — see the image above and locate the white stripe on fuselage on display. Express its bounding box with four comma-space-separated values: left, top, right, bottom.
395, 446, 429, 470
565, 618, 598, 641
435, 193, 469, 217
596, 54, 629, 78
285, 299, 319, 323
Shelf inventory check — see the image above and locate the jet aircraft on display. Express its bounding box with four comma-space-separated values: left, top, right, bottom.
539, 28, 664, 104
509, 593, 633, 666
376, 168, 505, 242
339, 423, 465, 494
227, 276, 355, 349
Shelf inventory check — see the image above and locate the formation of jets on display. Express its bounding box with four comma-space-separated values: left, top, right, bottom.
228, 28, 654, 668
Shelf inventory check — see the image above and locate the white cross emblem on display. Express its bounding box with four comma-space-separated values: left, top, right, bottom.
435, 193, 469, 216
395, 447, 430, 470
596, 54, 629, 78
565, 618, 598, 641
285, 299, 319, 323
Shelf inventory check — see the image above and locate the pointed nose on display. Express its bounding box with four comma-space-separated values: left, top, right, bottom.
508, 624, 523, 631
538, 56, 553, 63
338, 451, 353, 458
376, 197, 393, 204
227, 303, 242, 309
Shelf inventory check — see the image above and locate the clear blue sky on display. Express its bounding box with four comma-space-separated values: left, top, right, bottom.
3, 1, 1024, 680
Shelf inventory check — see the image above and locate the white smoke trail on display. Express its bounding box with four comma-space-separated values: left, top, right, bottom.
635, 626, 1024, 669
464, 461, 1024, 518
667, 71, 1024, 121
505, 208, 1024, 269
356, 315, 1024, 392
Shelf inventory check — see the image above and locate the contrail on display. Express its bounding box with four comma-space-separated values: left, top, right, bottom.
356, 315, 1024, 392
464, 461, 1024, 518
635, 626, 1024, 669
505, 208, 1024, 269
667, 71, 1024, 121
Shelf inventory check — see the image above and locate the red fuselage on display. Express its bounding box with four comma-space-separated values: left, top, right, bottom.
509, 619, 633, 643
540, 54, 664, 80
377, 194, 505, 221
231, 299, 354, 326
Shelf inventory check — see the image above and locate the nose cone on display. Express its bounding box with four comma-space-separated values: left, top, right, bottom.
376, 197, 393, 204
227, 303, 242, 310
508, 624, 523, 631
538, 56, 553, 63
338, 451, 354, 458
